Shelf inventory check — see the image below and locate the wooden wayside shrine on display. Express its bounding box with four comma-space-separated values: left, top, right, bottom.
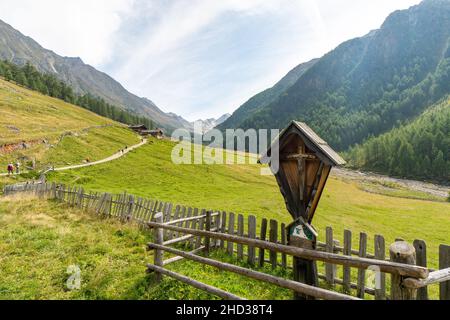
260, 121, 346, 299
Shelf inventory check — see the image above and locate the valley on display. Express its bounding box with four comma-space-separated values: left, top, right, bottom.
2, 136, 449, 299
0, 0, 449, 302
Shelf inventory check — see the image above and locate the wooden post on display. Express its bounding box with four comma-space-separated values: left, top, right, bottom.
205, 211, 211, 254
281, 223, 287, 269
390, 241, 417, 300
220, 212, 227, 249
343, 230, 352, 294
291, 229, 318, 300
184, 208, 193, 248
196, 214, 205, 249
325, 227, 335, 286
188, 213, 197, 249
269, 220, 278, 269
374, 235, 386, 300
153, 213, 164, 283
258, 218, 268, 268
414, 239, 428, 300
357, 232, 367, 299
440, 245, 450, 300
247, 215, 256, 266
78, 188, 84, 209
227, 213, 235, 255
147, 220, 429, 278
237, 214, 244, 261
214, 210, 221, 248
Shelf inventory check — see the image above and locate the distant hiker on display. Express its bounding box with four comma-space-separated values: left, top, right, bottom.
7, 163, 14, 175
15, 162, 20, 174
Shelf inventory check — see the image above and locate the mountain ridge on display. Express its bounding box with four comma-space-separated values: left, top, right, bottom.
192, 113, 231, 133
219, 0, 450, 153
0, 19, 190, 132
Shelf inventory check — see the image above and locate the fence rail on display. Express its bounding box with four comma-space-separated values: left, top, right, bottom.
3, 181, 450, 300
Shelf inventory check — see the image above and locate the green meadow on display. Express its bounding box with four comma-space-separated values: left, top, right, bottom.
48, 138, 450, 276
1, 77, 449, 299
0, 78, 139, 170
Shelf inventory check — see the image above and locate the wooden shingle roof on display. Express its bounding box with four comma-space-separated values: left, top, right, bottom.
260, 121, 346, 166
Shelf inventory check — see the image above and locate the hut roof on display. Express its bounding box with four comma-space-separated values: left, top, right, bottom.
141, 129, 164, 135
260, 121, 346, 166
129, 124, 148, 130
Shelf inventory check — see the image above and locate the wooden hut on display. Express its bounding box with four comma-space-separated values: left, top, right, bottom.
260, 121, 346, 299
129, 124, 148, 135
141, 129, 164, 139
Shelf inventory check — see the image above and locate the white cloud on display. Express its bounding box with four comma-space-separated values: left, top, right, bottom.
0, 0, 134, 65
0, 0, 423, 120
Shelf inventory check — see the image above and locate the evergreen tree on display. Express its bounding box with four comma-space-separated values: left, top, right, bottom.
0, 59, 157, 129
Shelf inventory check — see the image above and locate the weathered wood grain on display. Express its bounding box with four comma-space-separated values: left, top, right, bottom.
258, 218, 268, 268
413, 239, 428, 300
237, 214, 244, 261
374, 235, 386, 300
146, 264, 245, 300
270, 220, 278, 269
343, 229, 352, 294
325, 227, 335, 286
357, 233, 367, 299
227, 212, 235, 255
146, 220, 429, 279
247, 215, 256, 266
440, 245, 450, 300
390, 241, 417, 300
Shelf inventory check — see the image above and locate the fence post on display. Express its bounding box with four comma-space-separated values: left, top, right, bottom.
258, 218, 268, 268
51, 182, 56, 199
325, 227, 335, 286
440, 245, 450, 300
237, 214, 244, 261
247, 215, 256, 266
205, 211, 212, 255
269, 220, 278, 269
343, 230, 352, 294
219, 212, 227, 249
281, 223, 287, 269
374, 235, 386, 300
153, 212, 164, 283
357, 232, 367, 299
227, 213, 235, 256
414, 239, 428, 300
389, 241, 417, 300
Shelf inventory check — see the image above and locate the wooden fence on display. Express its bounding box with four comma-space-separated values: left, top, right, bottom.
3, 181, 450, 300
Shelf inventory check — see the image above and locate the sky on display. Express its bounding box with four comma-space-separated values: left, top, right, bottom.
0, 0, 422, 121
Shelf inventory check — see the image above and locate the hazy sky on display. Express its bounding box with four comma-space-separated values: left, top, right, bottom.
0, 0, 422, 121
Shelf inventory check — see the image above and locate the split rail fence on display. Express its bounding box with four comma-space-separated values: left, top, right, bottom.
3, 181, 450, 300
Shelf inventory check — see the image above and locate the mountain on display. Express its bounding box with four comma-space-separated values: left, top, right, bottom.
0, 77, 140, 170
220, 59, 317, 129
0, 19, 190, 132
219, 0, 450, 153
216, 113, 232, 125
192, 113, 231, 133
346, 97, 450, 182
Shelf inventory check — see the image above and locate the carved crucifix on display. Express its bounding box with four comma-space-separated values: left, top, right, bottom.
260, 121, 346, 299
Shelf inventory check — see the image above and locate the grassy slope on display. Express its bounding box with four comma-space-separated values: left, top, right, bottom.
3, 137, 450, 299
0, 78, 139, 169
0, 196, 291, 300
48, 139, 450, 272
0, 196, 151, 299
